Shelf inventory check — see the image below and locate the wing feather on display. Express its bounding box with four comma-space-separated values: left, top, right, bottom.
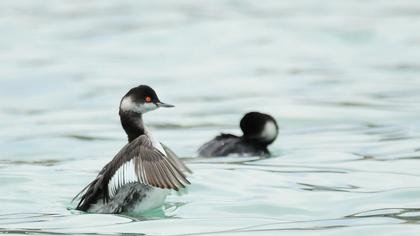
74, 135, 190, 211
161, 143, 192, 174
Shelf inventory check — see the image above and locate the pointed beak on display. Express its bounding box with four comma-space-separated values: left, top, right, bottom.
156, 102, 175, 108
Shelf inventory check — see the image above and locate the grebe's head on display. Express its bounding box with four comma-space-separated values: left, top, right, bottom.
240, 112, 278, 145
119, 85, 174, 114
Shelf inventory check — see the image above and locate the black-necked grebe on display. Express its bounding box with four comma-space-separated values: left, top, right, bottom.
198, 112, 278, 157
73, 85, 191, 214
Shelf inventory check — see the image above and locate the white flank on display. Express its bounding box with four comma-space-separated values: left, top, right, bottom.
88, 187, 169, 214
261, 121, 278, 142
132, 187, 169, 213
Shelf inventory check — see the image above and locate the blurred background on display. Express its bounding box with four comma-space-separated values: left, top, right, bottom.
1, 0, 420, 235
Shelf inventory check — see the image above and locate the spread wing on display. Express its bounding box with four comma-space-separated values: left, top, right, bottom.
161, 143, 192, 174
74, 135, 190, 211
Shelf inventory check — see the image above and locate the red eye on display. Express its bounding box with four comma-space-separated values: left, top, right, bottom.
145, 96, 152, 103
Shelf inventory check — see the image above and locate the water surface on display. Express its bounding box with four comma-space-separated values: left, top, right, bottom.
1, 0, 420, 235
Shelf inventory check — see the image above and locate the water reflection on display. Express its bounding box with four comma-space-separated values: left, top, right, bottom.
348, 208, 420, 224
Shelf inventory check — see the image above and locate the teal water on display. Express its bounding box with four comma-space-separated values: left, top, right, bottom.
2, 0, 420, 235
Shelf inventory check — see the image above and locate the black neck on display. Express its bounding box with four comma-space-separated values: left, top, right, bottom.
119, 111, 145, 142
242, 135, 269, 148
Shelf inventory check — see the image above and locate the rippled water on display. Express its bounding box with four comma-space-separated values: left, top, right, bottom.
2, 0, 420, 235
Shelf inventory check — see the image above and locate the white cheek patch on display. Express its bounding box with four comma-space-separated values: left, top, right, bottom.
261, 121, 278, 142
120, 97, 137, 112
120, 96, 158, 113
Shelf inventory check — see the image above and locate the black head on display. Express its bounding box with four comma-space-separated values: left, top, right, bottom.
240, 112, 278, 145
119, 85, 174, 114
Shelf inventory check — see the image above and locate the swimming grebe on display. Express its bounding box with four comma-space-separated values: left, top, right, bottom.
198, 112, 278, 157
74, 85, 191, 213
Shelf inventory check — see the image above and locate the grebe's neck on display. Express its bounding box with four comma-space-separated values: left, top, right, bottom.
119, 111, 146, 143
